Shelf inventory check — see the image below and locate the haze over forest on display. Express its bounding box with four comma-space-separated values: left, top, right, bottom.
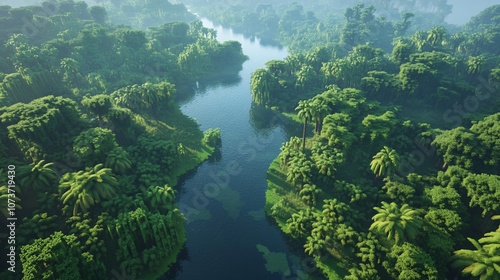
1, 0, 499, 25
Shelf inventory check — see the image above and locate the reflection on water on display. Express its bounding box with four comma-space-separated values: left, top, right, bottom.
249, 104, 303, 140
207, 146, 223, 164
165, 17, 326, 280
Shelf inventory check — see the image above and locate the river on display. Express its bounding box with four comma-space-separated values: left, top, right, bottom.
161, 19, 322, 280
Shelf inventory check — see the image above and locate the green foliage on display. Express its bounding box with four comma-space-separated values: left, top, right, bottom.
432, 127, 485, 170
299, 183, 321, 205
370, 146, 400, 178
382, 178, 415, 205
144, 184, 176, 211
362, 111, 397, 143
73, 127, 118, 167
105, 0, 195, 29
66, 213, 107, 257
0, 2, 238, 279
286, 207, 314, 238
398, 62, 439, 96
296, 100, 314, 150
81, 94, 112, 120
462, 173, 500, 217
370, 202, 422, 245
285, 152, 313, 187
18, 160, 58, 191
60, 164, 117, 216
113, 82, 174, 112
424, 208, 463, 235
128, 135, 179, 186
202, 128, 221, 147
424, 186, 462, 211
270, 197, 294, 221
17, 213, 58, 245
385, 243, 439, 280
104, 147, 132, 174
451, 223, 500, 280
250, 68, 276, 106
0, 96, 87, 162
20, 231, 103, 280
107, 207, 185, 277
260, 2, 500, 279
471, 112, 500, 167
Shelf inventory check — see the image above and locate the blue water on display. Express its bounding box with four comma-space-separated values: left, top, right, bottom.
162, 19, 322, 280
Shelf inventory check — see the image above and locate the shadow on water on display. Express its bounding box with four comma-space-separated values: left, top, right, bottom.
207, 145, 223, 164
249, 104, 283, 131
173, 162, 203, 198
250, 104, 303, 139
156, 246, 190, 280
175, 63, 243, 104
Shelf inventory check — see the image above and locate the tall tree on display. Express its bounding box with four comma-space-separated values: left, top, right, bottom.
250, 68, 275, 106
310, 98, 329, 135
296, 100, 314, 150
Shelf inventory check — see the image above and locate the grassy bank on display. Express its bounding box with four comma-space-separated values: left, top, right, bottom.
265, 158, 348, 279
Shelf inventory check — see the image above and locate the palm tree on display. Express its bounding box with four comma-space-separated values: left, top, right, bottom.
299, 184, 322, 206
370, 146, 400, 178
19, 160, 58, 190
426, 26, 446, 47
310, 98, 329, 135
467, 55, 486, 76
287, 208, 314, 238
296, 100, 314, 150
105, 147, 132, 174
285, 153, 312, 187
411, 30, 427, 51
114, 86, 139, 110
141, 82, 162, 109
451, 236, 500, 280
250, 68, 274, 106
322, 199, 346, 223
295, 65, 315, 90
145, 185, 176, 210
60, 164, 117, 216
304, 234, 326, 256
311, 213, 335, 243
312, 144, 339, 179
279, 137, 301, 170
369, 201, 422, 245
285, 53, 304, 74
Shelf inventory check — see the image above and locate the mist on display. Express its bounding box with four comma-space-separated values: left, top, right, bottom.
446, 0, 500, 25
2, 0, 499, 27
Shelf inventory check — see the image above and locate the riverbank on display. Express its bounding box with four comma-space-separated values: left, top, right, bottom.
265, 158, 349, 279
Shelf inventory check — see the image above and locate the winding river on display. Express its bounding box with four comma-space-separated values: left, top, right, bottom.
161, 19, 322, 280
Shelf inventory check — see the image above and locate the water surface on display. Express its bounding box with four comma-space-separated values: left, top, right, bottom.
164, 19, 320, 280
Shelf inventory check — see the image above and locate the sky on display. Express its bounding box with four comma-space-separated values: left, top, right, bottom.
445, 0, 500, 25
